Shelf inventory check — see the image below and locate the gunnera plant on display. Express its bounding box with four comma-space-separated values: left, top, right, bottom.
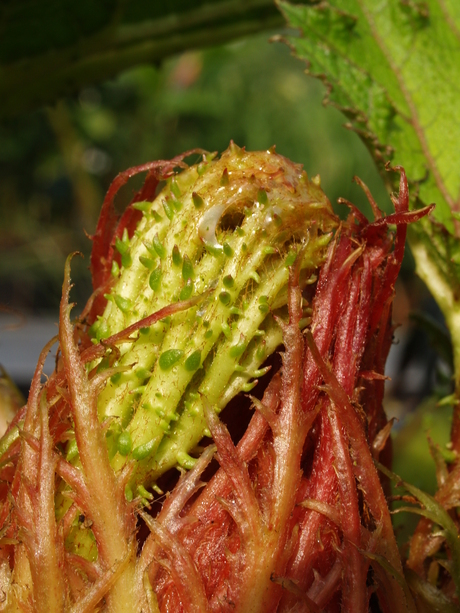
0, 143, 439, 612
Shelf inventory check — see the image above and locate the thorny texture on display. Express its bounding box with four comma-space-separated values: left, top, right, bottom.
86, 144, 337, 491
0, 147, 451, 613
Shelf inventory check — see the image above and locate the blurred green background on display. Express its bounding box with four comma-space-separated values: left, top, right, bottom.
0, 33, 392, 314
0, 16, 452, 538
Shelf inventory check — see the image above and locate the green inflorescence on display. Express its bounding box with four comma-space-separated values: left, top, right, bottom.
87, 144, 338, 491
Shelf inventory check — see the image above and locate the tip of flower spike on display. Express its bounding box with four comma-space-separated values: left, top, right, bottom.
84, 144, 340, 495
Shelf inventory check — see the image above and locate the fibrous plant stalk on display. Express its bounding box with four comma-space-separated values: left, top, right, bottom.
0, 145, 440, 612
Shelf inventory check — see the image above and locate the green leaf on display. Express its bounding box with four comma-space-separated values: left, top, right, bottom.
378, 461, 460, 597
0, 0, 283, 118
278, 0, 460, 390
279, 0, 460, 224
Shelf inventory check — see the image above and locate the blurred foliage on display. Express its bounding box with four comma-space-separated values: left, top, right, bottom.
0, 32, 390, 314
0, 0, 283, 118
